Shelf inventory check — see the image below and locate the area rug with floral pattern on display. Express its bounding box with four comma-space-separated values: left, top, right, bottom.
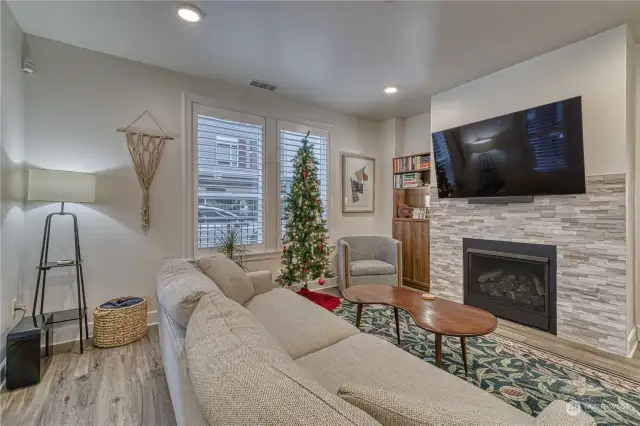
333, 300, 640, 425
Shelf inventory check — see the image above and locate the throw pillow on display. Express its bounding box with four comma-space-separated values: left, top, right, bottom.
197, 254, 255, 305
157, 258, 223, 327
338, 384, 526, 426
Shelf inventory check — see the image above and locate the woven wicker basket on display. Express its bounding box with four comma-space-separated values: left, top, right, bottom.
93, 297, 147, 348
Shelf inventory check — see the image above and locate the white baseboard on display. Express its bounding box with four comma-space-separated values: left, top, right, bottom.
306, 276, 338, 291
313, 284, 338, 291
51, 310, 158, 346
626, 326, 638, 358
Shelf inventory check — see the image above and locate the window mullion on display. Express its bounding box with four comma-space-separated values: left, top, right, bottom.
263, 117, 279, 252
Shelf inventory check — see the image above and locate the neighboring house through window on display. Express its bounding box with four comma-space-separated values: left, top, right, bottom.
196, 110, 264, 249
192, 103, 329, 253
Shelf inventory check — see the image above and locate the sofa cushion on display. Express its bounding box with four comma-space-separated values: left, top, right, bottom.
296, 333, 533, 425
157, 258, 222, 327
197, 254, 255, 305
338, 384, 531, 426
350, 260, 395, 276
534, 401, 595, 426
185, 291, 381, 426
245, 288, 359, 359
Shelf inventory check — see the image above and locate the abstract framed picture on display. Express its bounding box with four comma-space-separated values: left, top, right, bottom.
342, 153, 375, 213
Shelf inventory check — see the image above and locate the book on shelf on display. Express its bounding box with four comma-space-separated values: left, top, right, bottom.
394, 175, 428, 189
393, 153, 431, 173
402, 172, 422, 180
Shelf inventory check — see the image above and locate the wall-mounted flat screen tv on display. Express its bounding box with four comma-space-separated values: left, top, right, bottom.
431, 97, 585, 199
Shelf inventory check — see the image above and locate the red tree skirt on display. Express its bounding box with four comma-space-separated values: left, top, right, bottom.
297, 287, 341, 311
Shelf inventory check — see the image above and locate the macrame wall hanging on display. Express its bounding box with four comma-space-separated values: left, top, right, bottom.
117, 111, 173, 232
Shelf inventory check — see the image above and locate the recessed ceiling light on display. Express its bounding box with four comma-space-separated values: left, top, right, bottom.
384, 85, 399, 94
177, 3, 204, 23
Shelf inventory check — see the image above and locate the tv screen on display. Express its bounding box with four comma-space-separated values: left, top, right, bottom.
431, 97, 585, 199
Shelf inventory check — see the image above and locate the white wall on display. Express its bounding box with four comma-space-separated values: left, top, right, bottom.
432, 26, 630, 176
636, 43, 640, 340
23, 36, 384, 339
378, 118, 402, 235
0, 0, 26, 370
401, 112, 431, 157
432, 25, 638, 354
626, 28, 637, 346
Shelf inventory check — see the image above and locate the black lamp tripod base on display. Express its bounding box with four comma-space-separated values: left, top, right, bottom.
32, 202, 89, 354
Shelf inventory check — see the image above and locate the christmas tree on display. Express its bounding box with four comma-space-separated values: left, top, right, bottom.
277, 132, 333, 288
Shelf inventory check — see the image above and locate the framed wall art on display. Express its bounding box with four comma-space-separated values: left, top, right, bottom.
342, 153, 375, 213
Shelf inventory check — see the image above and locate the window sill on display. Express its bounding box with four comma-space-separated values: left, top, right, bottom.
242, 250, 282, 262
196, 245, 335, 263
195, 247, 278, 262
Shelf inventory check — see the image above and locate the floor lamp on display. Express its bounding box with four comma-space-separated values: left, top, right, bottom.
28, 169, 96, 354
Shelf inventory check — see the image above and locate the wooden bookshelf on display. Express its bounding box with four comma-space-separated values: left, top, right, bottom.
392, 152, 431, 292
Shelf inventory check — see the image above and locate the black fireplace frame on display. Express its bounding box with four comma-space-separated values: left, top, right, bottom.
463, 238, 557, 334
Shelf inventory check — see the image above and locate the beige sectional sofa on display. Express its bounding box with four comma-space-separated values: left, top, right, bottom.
156, 257, 594, 426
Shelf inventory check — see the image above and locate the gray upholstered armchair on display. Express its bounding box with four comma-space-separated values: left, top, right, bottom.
336, 236, 402, 294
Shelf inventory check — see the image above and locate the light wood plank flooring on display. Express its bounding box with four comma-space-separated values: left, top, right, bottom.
496, 318, 640, 382
1, 326, 176, 426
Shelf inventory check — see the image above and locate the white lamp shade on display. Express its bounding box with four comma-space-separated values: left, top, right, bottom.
28, 169, 96, 203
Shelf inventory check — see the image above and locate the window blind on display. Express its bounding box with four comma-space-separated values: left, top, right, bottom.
197, 114, 263, 248
280, 130, 328, 240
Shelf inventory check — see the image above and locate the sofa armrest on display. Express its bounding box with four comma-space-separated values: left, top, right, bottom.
247, 270, 276, 296
535, 401, 595, 426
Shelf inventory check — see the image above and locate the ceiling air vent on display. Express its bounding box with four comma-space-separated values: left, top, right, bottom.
249, 79, 278, 91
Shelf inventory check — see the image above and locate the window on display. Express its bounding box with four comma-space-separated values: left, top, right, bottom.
189, 101, 330, 255
196, 109, 264, 249
279, 123, 328, 241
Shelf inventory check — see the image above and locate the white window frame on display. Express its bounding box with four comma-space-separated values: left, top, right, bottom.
277, 121, 330, 249
183, 93, 333, 259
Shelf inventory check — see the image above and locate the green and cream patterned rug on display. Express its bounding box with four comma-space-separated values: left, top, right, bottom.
333, 301, 640, 425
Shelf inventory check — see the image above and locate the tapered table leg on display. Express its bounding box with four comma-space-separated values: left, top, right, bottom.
461, 336, 468, 376
435, 333, 442, 368
393, 307, 400, 345
355, 304, 363, 329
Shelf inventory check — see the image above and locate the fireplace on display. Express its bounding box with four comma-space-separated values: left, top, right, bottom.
463, 238, 557, 334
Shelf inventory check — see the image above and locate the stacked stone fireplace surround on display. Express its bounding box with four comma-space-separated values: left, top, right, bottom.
430, 174, 631, 357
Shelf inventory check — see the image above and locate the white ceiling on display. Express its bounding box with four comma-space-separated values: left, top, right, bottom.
8, 1, 640, 121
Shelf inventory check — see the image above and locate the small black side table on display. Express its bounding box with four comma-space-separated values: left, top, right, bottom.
6, 313, 52, 390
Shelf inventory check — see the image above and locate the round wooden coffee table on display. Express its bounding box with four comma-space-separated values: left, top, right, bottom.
342, 285, 498, 375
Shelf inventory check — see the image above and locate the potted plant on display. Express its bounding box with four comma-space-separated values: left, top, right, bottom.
215, 226, 249, 269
